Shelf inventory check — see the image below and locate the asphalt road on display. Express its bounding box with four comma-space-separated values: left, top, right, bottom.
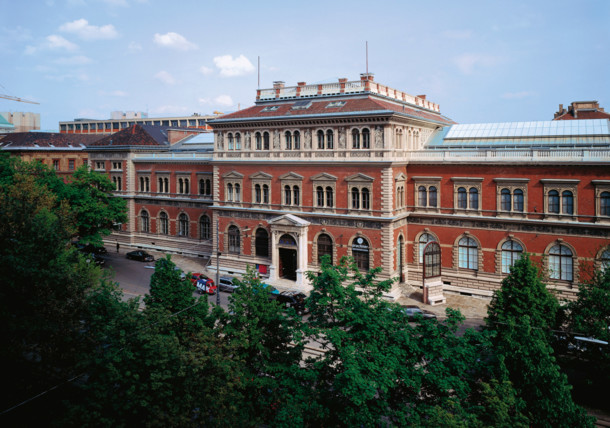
101, 249, 231, 308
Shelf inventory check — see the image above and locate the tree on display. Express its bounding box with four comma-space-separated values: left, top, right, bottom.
486, 255, 594, 427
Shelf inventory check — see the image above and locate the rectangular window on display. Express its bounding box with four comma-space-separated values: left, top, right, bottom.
68, 159, 75, 170
53, 160, 60, 170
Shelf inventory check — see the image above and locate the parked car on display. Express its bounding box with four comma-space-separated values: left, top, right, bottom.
190, 273, 214, 287
400, 305, 437, 321
75, 242, 108, 255
84, 252, 106, 267
218, 276, 240, 293
276, 291, 309, 315
261, 283, 280, 295
126, 250, 154, 262
196, 277, 218, 295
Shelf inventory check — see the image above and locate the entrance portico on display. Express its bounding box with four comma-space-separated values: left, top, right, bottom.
267, 214, 310, 290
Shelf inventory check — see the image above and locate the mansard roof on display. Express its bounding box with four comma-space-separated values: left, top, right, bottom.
0, 132, 102, 150
87, 124, 170, 148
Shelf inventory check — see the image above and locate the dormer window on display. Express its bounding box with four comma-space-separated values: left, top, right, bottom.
326, 101, 346, 108
262, 106, 280, 112
291, 100, 312, 110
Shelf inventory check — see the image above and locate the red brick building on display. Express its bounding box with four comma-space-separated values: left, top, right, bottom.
86, 76, 610, 300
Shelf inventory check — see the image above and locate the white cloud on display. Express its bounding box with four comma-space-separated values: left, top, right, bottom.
154, 70, 176, 85
60, 19, 118, 40
502, 91, 535, 100
128, 41, 142, 52
153, 32, 197, 51
33, 34, 79, 53
199, 65, 213, 75
454, 53, 504, 75
54, 55, 93, 65
213, 54, 255, 77
214, 95, 233, 106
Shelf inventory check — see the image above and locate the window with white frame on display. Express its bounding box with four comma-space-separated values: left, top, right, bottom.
157, 175, 170, 193
412, 177, 441, 211
326, 130, 334, 149
263, 131, 270, 150
228, 225, 240, 254
541, 179, 579, 218
592, 180, 610, 220
95, 161, 105, 170
458, 236, 478, 270
227, 133, 234, 150
223, 171, 244, 204
548, 243, 573, 281
199, 215, 210, 240
177, 176, 190, 195
599, 248, 610, 272
198, 176, 212, 196
312, 173, 337, 210
250, 171, 273, 205
317, 233, 333, 264
140, 209, 150, 233
352, 236, 370, 271
346, 173, 374, 212
501, 240, 524, 273
351, 127, 371, 149
255, 132, 262, 150
280, 172, 303, 207
112, 175, 122, 191
178, 213, 189, 237
317, 130, 325, 149
418, 232, 437, 263
159, 211, 169, 235
452, 178, 483, 213
139, 175, 150, 192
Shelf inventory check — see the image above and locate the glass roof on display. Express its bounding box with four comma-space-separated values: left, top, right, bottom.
445, 119, 609, 140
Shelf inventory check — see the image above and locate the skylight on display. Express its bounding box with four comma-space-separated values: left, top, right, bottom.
291, 100, 312, 110
326, 101, 346, 108
261, 106, 280, 112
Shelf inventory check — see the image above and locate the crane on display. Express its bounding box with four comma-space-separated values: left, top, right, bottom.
0, 94, 39, 104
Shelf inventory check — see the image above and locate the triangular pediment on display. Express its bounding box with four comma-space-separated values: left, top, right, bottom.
268, 213, 310, 227
345, 173, 374, 182
279, 172, 304, 180
311, 172, 337, 181
395, 173, 407, 181
221, 170, 244, 179
249, 171, 273, 180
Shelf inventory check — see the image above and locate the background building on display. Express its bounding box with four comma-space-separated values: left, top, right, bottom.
0, 111, 40, 133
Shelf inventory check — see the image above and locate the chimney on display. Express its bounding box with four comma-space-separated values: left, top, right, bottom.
273, 81, 285, 89
296, 82, 306, 97
339, 77, 348, 93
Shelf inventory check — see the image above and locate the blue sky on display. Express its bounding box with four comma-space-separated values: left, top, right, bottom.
1, 0, 608, 131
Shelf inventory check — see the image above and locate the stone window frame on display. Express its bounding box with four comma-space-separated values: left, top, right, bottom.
414, 229, 439, 267
177, 212, 190, 237
346, 173, 374, 214
199, 214, 211, 240
139, 208, 150, 233
348, 233, 372, 272
543, 239, 577, 285
453, 232, 482, 272
250, 171, 273, 206
595, 245, 610, 272
52, 159, 60, 171
252, 226, 271, 258
412, 176, 441, 213
95, 161, 105, 171
592, 180, 610, 222
176, 172, 191, 195
493, 178, 529, 218
155, 172, 170, 194
222, 171, 244, 205
226, 224, 242, 255
158, 210, 170, 235
395, 173, 407, 211
111, 174, 122, 191
451, 177, 483, 215
541, 179, 579, 220
311, 172, 337, 212
495, 236, 526, 274
197, 172, 212, 196
111, 161, 122, 171
138, 173, 151, 193
312, 230, 337, 266
280, 172, 304, 209
350, 126, 371, 149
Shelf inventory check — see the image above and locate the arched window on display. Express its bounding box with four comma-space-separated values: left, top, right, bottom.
419, 233, 436, 263
418, 186, 427, 207
199, 179, 206, 195
351, 187, 360, 209
164, 178, 169, 193
293, 185, 300, 205
326, 186, 333, 207
352, 129, 360, 149
263, 184, 269, 204
514, 189, 524, 212
227, 183, 233, 201
352, 237, 370, 271
145, 177, 149, 192
178, 213, 189, 237
549, 244, 573, 281
159, 211, 169, 235
601, 249, 610, 272
501, 188, 511, 211
317, 186, 324, 207
458, 237, 478, 270
548, 190, 560, 213
227, 133, 234, 150
284, 185, 291, 205
234, 183, 241, 202
317, 130, 324, 149
263, 132, 270, 150
317, 234, 333, 264
255, 184, 262, 203
140, 210, 149, 233
429, 186, 437, 207
362, 128, 370, 149
457, 187, 467, 209
255, 132, 262, 150
179, 178, 184, 194
235, 133, 241, 150
293, 131, 301, 149
285, 131, 292, 150
255, 228, 269, 257
326, 130, 334, 149
140, 177, 144, 192
200, 215, 210, 240
562, 190, 573, 215
362, 188, 370, 210
469, 187, 479, 210
205, 179, 211, 196
228, 226, 240, 254
184, 178, 189, 194
601, 192, 610, 216
158, 177, 163, 192
501, 240, 523, 273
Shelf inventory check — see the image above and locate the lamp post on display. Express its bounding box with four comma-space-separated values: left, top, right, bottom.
216, 219, 221, 306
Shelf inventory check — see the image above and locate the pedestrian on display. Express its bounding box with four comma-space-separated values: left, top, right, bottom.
116, 242, 120, 253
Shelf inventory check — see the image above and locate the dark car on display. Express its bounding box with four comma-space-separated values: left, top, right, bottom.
75, 242, 108, 255
126, 250, 154, 262
84, 252, 106, 267
401, 305, 437, 321
275, 291, 309, 315
218, 276, 239, 293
